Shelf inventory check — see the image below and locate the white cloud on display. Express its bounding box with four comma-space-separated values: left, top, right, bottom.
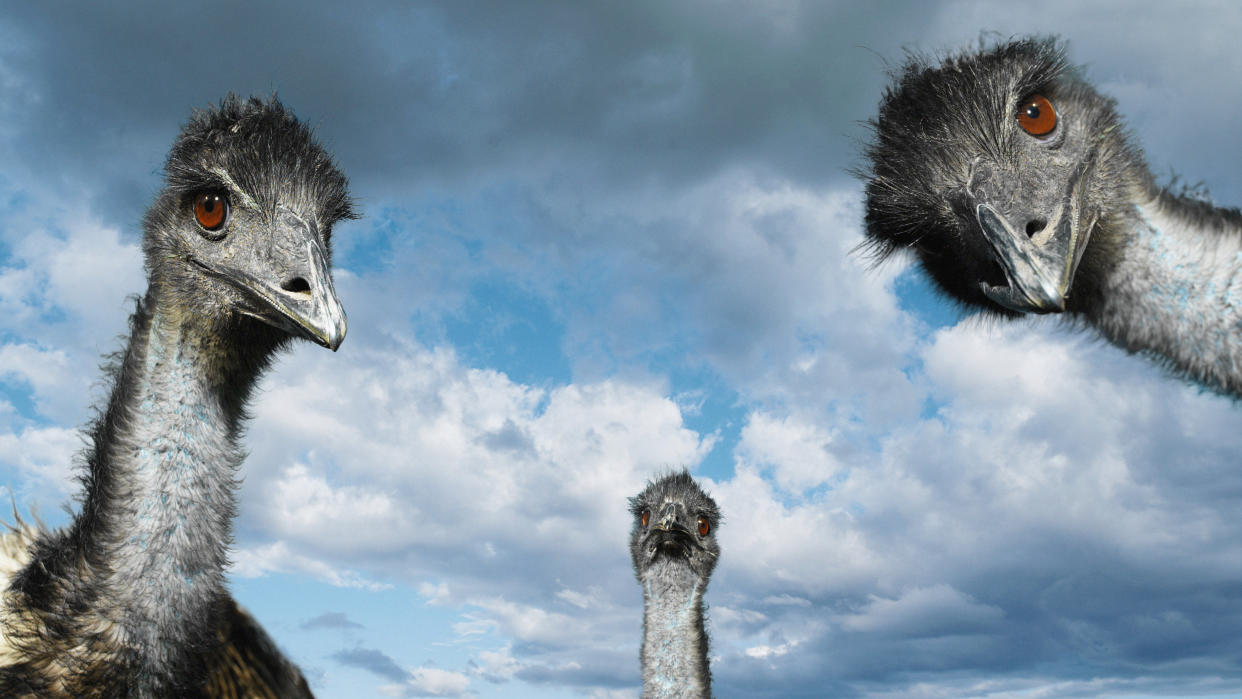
264, 463, 413, 553
243, 340, 711, 574
839, 584, 1004, 636
587, 690, 638, 699
735, 411, 842, 492
0, 203, 143, 429
712, 464, 880, 595
4, 210, 142, 340
378, 666, 472, 698
743, 641, 797, 659
230, 541, 391, 592
471, 645, 521, 682
0, 343, 71, 395
0, 424, 79, 496
459, 596, 581, 646
537, 173, 922, 426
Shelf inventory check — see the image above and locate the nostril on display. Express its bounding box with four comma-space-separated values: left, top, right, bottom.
281, 277, 311, 295
1025, 219, 1047, 238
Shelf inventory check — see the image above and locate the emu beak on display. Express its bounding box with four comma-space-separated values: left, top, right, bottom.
652, 502, 688, 534
973, 161, 1096, 314
197, 209, 348, 350
247, 234, 347, 351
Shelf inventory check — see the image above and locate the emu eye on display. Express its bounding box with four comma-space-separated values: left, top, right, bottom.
697, 516, 710, 536
194, 192, 229, 232
1016, 94, 1057, 137
641, 510, 650, 528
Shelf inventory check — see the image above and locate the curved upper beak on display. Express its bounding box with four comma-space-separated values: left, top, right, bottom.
972, 161, 1096, 314
195, 211, 347, 350
235, 236, 347, 350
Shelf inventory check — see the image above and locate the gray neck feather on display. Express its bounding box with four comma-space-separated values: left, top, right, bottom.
101, 306, 240, 678
1087, 198, 1242, 396
640, 559, 711, 699
40, 290, 273, 696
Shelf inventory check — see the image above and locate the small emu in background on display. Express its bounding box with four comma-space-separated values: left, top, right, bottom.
629, 471, 721, 699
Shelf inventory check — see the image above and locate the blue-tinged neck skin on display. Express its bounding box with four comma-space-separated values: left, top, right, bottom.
98, 304, 243, 690
1086, 197, 1242, 397
641, 559, 711, 699
5, 289, 274, 697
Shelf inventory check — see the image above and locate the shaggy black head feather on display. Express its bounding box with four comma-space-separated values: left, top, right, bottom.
159, 94, 356, 234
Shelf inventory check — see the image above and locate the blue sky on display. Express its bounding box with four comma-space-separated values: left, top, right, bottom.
3, 1, 1242, 697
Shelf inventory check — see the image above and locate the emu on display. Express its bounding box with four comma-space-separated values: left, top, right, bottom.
864, 37, 1242, 397
0, 95, 355, 697
629, 471, 721, 698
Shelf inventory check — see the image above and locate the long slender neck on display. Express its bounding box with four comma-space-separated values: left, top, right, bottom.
1082, 193, 1242, 397
99, 299, 252, 682
640, 559, 711, 699
11, 289, 273, 696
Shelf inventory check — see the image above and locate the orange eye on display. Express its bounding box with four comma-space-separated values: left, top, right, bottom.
1016, 94, 1057, 137
194, 192, 228, 231
641, 510, 650, 527
697, 516, 710, 536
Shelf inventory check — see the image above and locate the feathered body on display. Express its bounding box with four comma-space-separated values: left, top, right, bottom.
864, 37, 1242, 396
0, 96, 354, 697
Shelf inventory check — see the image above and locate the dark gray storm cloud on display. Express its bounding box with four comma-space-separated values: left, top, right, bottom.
332, 645, 409, 683
5, 1, 1239, 223
301, 611, 365, 630
0, 1, 946, 219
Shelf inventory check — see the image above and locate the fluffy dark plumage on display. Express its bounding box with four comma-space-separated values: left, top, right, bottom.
202, 601, 314, 699
162, 95, 355, 227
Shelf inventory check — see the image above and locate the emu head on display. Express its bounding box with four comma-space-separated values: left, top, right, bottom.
142, 95, 357, 349
629, 471, 721, 584
863, 37, 1143, 315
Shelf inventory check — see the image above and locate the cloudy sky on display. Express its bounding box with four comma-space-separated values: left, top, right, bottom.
3, 1, 1242, 697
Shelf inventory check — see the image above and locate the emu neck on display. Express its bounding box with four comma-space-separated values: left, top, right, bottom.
84, 291, 266, 692
103, 306, 237, 613
640, 559, 710, 699
1084, 197, 1242, 397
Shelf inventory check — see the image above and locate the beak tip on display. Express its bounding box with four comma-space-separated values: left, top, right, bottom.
322, 324, 346, 352
308, 303, 347, 351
